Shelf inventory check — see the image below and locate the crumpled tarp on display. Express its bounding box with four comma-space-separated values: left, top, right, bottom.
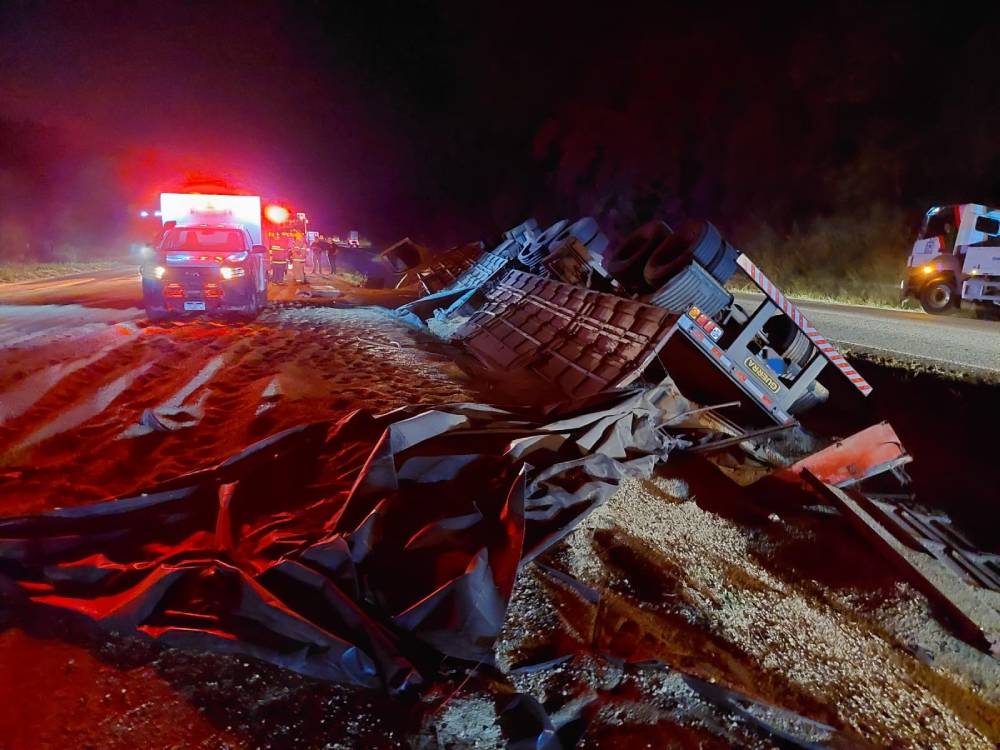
0, 389, 678, 692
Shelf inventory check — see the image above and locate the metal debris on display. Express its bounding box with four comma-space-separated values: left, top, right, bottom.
774, 421, 911, 486
803, 473, 1000, 656
455, 270, 681, 399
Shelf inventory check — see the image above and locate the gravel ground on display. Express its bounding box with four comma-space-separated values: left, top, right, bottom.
495, 473, 1000, 749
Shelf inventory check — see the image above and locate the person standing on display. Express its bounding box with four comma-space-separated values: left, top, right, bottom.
269, 244, 288, 284
325, 236, 338, 276
310, 235, 329, 274
290, 243, 308, 284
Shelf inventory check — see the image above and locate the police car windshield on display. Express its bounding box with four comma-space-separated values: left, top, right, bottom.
162, 227, 246, 251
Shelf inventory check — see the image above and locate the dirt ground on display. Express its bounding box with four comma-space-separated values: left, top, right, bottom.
0, 278, 998, 749
0, 302, 474, 515
0, 284, 478, 749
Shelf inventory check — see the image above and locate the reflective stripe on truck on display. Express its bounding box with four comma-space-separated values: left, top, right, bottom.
736, 253, 873, 396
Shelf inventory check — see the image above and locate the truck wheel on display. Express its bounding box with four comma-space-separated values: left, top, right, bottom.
643, 233, 695, 288
606, 221, 672, 292
919, 280, 956, 314
643, 220, 728, 288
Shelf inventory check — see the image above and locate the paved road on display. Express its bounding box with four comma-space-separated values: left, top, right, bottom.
0, 266, 142, 309
733, 292, 1000, 377
0, 265, 365, 309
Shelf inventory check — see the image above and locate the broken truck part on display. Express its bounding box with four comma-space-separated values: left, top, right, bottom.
772, 421, 910, 487
454, 270, 681, 399
804, 474, 1000, 656
414, 241, 484, 294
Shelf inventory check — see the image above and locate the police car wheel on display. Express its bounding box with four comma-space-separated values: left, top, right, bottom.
919, 281, 954, 314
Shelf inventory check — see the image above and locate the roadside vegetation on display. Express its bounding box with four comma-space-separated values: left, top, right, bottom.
0, 260, 125, 284
733, 205, 913, 308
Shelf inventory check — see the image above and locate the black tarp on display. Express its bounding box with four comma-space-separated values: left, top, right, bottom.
0, 389, 679, 693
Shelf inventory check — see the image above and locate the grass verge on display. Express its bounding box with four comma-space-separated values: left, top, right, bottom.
0, 260, 126, 284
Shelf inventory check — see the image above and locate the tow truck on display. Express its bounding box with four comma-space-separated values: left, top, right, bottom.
140, 193, 270, 321
901, 204, 1000, 318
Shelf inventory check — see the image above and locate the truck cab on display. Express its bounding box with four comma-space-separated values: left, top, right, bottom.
141, 223, 269, 321
902, 204, 1000, 316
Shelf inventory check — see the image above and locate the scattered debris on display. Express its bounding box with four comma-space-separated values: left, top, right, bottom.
0, 389, 684, 687
4, 214, 998, 748
804, 474, 1000, 656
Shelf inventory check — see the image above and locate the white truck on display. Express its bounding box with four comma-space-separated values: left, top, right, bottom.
901, 204, 1000, 319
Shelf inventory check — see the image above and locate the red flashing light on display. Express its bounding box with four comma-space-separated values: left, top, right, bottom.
264, 205, 291, 224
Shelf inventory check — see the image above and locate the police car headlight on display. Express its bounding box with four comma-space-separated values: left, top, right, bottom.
220, 266, 245, 279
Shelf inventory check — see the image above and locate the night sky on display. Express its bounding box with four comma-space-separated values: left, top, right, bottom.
2, 0, 999, 252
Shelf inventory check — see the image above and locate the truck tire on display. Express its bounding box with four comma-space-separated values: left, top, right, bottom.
708, 240, 740, 285
643, 233, 696, 288
763, 314, 812, 368
646, 262, 733, 317
919, 279, 956, 314
684, 221, 724, 269
643, 221, 726, 288
605, 221, 672, 292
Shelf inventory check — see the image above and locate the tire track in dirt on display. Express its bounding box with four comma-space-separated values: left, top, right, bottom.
18, 362, 155, 450
0, 331, 137, 425
0, 307, 477, 514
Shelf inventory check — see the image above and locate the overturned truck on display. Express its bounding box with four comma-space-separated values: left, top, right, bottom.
399, 215, 872, 427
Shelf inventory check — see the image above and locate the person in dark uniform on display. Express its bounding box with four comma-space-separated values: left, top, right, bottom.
310, 235, 329, 274
325, 236, 338, 276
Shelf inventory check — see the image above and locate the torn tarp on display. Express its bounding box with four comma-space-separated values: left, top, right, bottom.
0, 390, 680, 691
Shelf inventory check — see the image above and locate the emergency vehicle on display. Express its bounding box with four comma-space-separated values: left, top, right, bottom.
140, 193, 269, 321
901, 204, 1000, 318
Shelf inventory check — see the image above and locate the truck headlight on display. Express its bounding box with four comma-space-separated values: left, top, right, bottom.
220, 266, 245, 279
